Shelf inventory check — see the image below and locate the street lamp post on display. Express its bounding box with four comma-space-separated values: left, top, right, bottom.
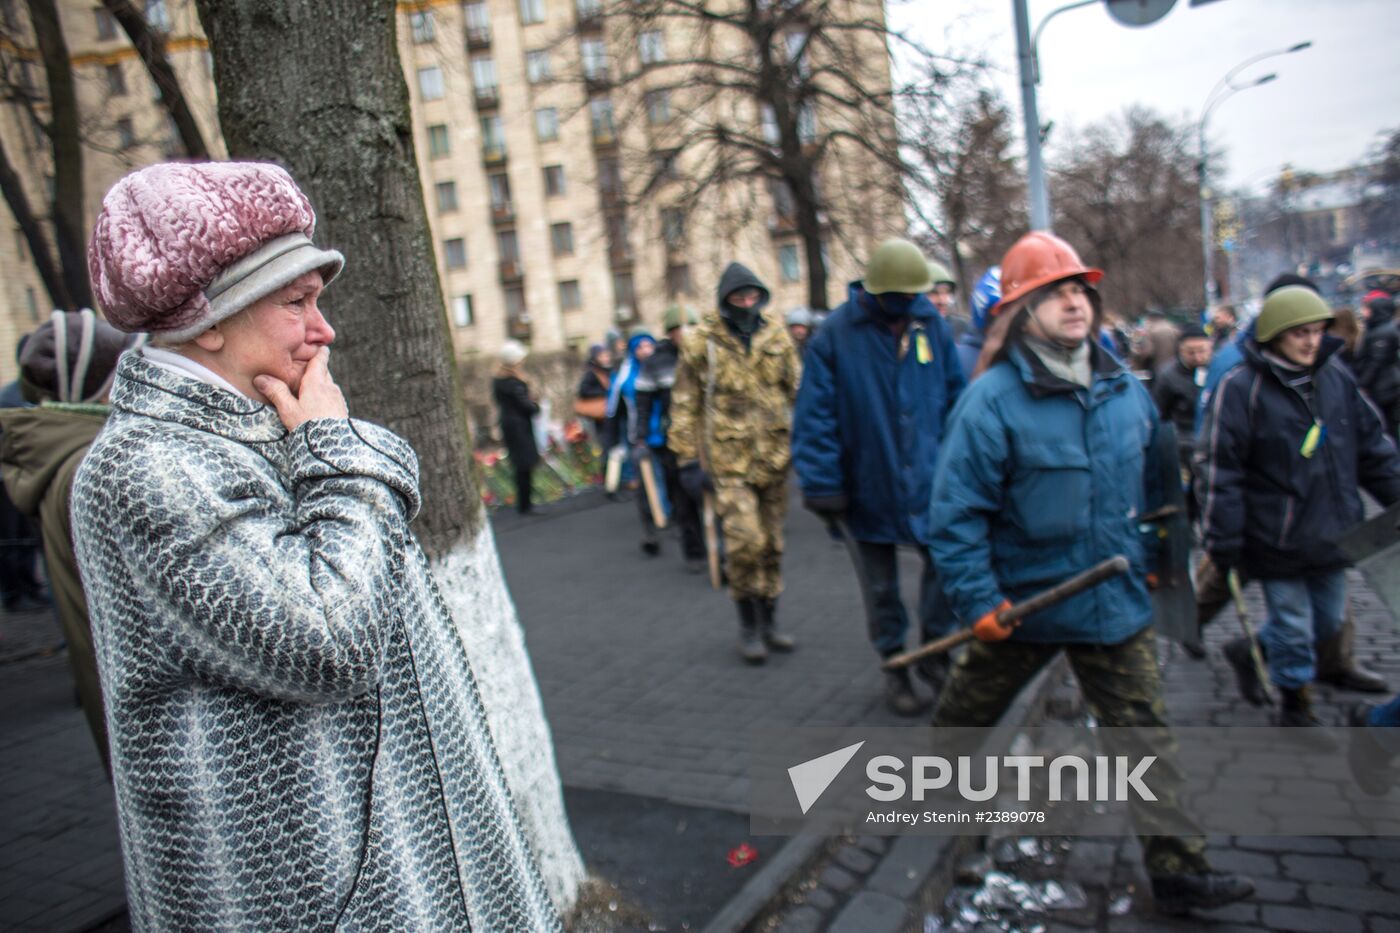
1197, 41, 1311, 310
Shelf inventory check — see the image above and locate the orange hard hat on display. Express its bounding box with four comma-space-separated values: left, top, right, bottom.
990, 232, 1103, 316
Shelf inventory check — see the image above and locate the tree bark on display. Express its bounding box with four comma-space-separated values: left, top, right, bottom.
26, 0, 92, 309
192, 0, 584, 911
101, 0, 210, 159
192, 0, 476, 555
0, 134, 73, 310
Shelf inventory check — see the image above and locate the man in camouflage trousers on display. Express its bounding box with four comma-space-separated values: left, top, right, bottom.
929, 232, 1253, 916
670, 263, 801, 664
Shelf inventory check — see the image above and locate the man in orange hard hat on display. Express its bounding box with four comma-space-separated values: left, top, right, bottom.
928, 231, 1255, 916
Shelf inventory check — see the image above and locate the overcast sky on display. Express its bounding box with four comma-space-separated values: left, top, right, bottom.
889, 0, 1400, 193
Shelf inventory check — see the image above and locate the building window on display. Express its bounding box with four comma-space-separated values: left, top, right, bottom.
778, 244, 801, 282
760, 104, 779, 145
95, 8, 117, 40
606, 213, 631, 260
665, 263, 692, 296
661, 207, 685, 248
410, 10, 435, 42
427, 123, 450, 158
435, 181, 458, 213
452, 294, 474, 327
463, 1, 490, 41
797, 104, 816, 144
785, 31, 809, 78
443, 237, 467, 269
535, 107, 559, 142
25, 287, 38, 324
576, 0, 602, 18
106, 63, 127, 96
645, 89, 670, 125
590, 97, 615, 143
498, 229, 520, 263
488, 173, 511, 212
551, 222, 574, 256
526, 50, 552, 83
481, 115, 505, 157
652, 149, 679, 181
505, 286, 527, 318
144, 0, 169, 32
471, 56, 497, 93
559, 280, 582, 310
519, 0, 545, 24
770, 177, 797, 222
598, 157, 622, 199
580, 38, 607, 81
639, 30, 666, 64
418, 66, 444, 101
543, 165, 566, 197
116, 117, 136, 149
613, 272, 635, 312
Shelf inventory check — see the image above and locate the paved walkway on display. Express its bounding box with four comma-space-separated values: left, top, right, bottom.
3, 488, 1398, 931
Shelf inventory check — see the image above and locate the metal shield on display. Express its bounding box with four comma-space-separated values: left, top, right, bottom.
1147, 423, 1201, 651
1337, 502, 1400, 623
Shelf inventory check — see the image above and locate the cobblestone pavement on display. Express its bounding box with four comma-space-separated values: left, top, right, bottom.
4, 487, 1397, 932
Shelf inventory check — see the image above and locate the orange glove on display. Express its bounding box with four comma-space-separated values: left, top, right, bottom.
973, 600, 1015, 642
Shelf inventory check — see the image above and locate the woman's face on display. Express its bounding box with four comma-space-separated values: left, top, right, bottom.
634, 340, 655, 361
219, 271, 334, 399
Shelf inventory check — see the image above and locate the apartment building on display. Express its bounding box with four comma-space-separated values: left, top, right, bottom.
0, 0, 901, 381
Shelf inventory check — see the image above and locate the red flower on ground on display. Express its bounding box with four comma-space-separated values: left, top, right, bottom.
727, 843, 758, 868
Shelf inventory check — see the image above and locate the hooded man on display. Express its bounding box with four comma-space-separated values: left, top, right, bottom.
929, 231, 1254, 916
0, 310, 146, 772
1153, 323, 1212, 471
793, 239, 965, 714
1200, 286, 1400, 736
669, 263, 800, 663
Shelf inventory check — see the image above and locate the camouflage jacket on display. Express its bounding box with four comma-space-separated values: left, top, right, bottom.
669, 311, 800, 485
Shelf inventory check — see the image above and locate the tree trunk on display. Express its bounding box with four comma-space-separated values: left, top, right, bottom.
26, 0, 92, 309
192, 0, 583, 911
101, 0, 211, 159
0, 134, 73, 310
790, 164, 829, 310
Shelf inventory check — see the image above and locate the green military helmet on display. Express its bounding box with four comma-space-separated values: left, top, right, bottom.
662, 303, 698, 332
865, 238, 933, 296
1254, 285, 1334, 342
927, 260, 956, 290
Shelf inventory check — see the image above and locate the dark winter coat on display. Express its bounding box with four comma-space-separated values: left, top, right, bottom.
929, 340, 1160, 644
793, 283, 966, 544
494, 369, 541, 469
1153, 358, 1203, 462
0, 404, 109, 769
1355, 305, 1400, 416
1199, 335, 1400, 579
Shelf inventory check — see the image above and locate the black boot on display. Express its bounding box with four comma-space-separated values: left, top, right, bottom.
1151, 871, 1254, 916
1317, 621, 1389, 693
758, 598, 796, 653
1348, 703, 1396, 797
640, 529, 660, 556
883, 667, 929, 717
1275, 685, 1337, 749
1222, 637, 1269, 706
736, 599, 767, 665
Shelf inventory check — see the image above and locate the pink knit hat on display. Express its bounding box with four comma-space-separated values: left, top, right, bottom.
87, 162, 344, 343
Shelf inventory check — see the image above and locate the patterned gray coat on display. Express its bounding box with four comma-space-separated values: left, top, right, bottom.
72, 353, 563, 932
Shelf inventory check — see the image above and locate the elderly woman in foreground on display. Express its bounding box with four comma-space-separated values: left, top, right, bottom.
76, 161, 561, 932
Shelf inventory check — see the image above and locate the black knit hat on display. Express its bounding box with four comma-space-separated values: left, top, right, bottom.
1264, 273, 1318, 296
19, 310, 146, 404
1179, 323, 1210, 341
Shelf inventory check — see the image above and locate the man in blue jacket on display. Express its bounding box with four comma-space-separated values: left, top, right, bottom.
929, 231, 1253, 916
793, 239, 966, 715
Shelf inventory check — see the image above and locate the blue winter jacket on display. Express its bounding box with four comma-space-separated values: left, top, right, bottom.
793, 284, 966, 544
1194, 321, 1252, 434
929, 341, 1160, 644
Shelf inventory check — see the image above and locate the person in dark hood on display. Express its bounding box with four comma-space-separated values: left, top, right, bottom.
636, 305, 705, 569
669, 263, 800, 663
0, 310, 146, 772
1355, 290, 1399, 440
575, 342, 612, 440
1200, 286, 1400, 737
493, 340, 544, 515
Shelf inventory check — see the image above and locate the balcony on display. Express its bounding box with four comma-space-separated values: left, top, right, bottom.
490, 202, 515, 225
583, 70, 611, 92
466, 26, 491, 50
482, 144, 507, 166
608, 247, 633, 270
592, 129, 618, 151
499, 259, 524, 282
474, 86, 500, 110
576, 11, 603, 32
613, 304, 637, 324
768, 213, 800, 235
507, 314, 532, 341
